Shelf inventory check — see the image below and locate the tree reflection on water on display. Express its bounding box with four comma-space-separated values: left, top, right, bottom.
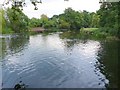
1, 34, 29, 59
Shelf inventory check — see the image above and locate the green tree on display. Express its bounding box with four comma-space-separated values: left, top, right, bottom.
40, 14, 49, 28
59, 19, 70, 29
0, 9, 5, 33
0, 8, 13, 33
63, 8, 82, 30
90, 13, 100, 28
97, 2, 119, 37
6, 6, 29, 33
29, 18, 41, 27
81, 10, 91, 28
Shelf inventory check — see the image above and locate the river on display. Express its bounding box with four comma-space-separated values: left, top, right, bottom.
0, 32, 119, 88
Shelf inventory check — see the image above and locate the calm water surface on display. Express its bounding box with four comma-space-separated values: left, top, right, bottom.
0, 32, 118, 88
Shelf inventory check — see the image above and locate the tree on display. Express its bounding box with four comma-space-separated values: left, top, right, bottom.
2, 0, 69, 10
29, 18, 41, 27
6, 6, 29, 33
63, 8, 83, 30
0, 8, 13, 33
81, 10, 91, 28
0, 9, 5, 33
59, 19, 70, 29
97, 2, 119, 36
40, 14, 49, 28
90, 13, 100, 28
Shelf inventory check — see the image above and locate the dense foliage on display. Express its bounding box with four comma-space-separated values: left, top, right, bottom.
97, 2, 119, 37
1, 1, 119, 39
1, 6, 29, 33
29, 8, 100, 31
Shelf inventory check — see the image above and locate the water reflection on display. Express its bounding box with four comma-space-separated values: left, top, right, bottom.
1, 34, 29, 59
1, 32, 118, 88
60, 32, 118, 88
96, 41, 118, 88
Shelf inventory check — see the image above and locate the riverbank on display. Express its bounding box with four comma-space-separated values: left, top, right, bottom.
80, 28, 119, 40
1, 27, 119, 40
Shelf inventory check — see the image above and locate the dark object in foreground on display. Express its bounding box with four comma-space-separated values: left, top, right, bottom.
14, 81, 26, 90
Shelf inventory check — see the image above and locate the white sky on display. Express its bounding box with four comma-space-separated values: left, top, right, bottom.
0, 0, 100, 18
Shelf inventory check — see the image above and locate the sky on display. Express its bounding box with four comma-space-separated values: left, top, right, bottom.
0, 0, 100, 18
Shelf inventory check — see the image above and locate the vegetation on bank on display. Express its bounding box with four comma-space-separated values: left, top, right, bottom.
59, 28, 119, 40
98, 2, 119, 38
0, 2, 119, 40
1, 6, 29, 34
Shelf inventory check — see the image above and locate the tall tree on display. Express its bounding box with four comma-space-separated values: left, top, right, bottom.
97, 2, 119, 36
6, 6, 29, 33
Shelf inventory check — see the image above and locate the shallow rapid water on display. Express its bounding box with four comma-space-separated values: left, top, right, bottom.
0, 32, 118, 88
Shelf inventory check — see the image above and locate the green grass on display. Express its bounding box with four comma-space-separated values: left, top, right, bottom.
83, 28, 119, 40
2, 28, 14, 34
80, 28, 98, 32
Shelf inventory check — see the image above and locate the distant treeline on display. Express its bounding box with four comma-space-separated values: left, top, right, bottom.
29, 8, 100, 30
0, 2, 119, 38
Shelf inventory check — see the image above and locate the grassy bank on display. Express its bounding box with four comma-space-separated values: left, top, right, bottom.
80, 28, 119, 40
1, 27, 119, 41
80, 28, 99, 32
59, 28, 119, 40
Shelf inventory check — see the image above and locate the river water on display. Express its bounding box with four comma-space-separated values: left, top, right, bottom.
0, 32, 118, 88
